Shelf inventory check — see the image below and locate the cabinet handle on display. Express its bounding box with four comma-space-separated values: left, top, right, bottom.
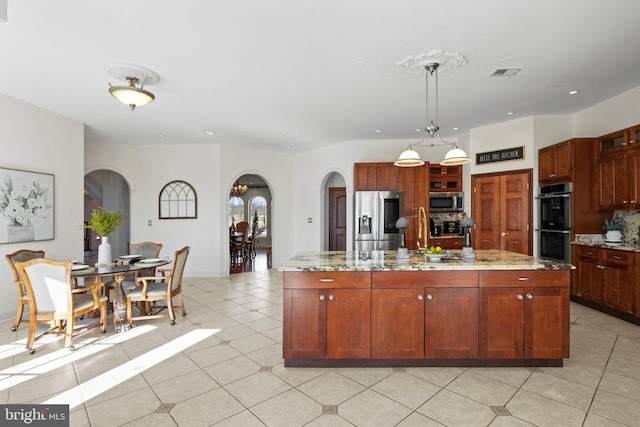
631, 200, 637, 203
525, 293, 533, 300
319, 278, 334, 282
517, 277, 530, 281
501, 231, 510, 237
623, 200, 629, 204
426, 294, 433, 300
328, 294, 335, 301
550, 173, 556, 177
611, 255, 621, 260
631, 140, 636, 144
516, 294, 524, 301
585, 251, 594, 256
319, 295, 325, 301
417, 294, 424, 301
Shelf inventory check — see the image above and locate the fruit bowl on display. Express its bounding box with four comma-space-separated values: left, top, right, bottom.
426, 253, 447, 262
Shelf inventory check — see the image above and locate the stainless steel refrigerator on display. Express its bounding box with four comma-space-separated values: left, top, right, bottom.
354, 191, 402, 251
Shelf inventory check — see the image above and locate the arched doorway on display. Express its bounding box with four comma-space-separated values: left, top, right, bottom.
322, 171, 347, 251
228, 173, 272, 273
84, 170, 130, 264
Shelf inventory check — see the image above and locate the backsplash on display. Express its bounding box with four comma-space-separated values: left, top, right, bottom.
610, 210, 640, 246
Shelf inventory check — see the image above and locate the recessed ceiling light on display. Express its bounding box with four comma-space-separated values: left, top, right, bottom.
158, 134, 165, 138
506, 111, 515, 116
416, 128, 422, 132
452, 127, 459, 131
204, 131, 215, 135
274, 131, 282, 136
568, 90, 580, 95
375, 129, 382, 133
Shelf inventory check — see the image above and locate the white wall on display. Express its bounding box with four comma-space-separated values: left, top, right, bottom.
0, 94, 84, 321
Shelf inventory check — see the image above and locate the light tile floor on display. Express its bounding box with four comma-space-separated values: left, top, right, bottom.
2, 270, 640, 426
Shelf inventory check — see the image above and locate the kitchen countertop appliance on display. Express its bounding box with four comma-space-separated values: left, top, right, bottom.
354, 191, 402, 252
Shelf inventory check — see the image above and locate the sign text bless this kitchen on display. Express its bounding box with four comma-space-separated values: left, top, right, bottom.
476, 146, 524, 165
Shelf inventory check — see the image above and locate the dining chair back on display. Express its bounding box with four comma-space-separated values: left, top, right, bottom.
5, 249, 45, 331
16, 258, 107, 353
126, 246, 190, 325
106, 241, 163, 303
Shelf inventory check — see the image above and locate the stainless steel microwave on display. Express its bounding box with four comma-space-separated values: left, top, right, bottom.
429, 192, 464, 212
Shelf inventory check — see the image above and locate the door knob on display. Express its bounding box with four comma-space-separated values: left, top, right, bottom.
319, 295, 325, 301
501, 231, 509, 237
516, 294, 524, 300
426, 294, 433, 300
525, 293, 533, 300
328, 294, 335, 301
417, 294, 424, 301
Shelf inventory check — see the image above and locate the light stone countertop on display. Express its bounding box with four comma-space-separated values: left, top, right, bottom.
280, 249, 573, 272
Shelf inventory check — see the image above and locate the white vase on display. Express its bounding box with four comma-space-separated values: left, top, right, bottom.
98, 236, 112, 265
605, 230, 622, 242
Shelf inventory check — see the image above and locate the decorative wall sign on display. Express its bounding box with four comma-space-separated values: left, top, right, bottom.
0, 167, 54, 244
476, 146, 525, 165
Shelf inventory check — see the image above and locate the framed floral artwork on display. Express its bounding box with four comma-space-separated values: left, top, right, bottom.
0, 167, 54, 244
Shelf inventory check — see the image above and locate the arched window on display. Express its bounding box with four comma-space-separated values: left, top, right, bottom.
228, 196, 244, 227
249, 196, 268, 237
159, 180, 197, 219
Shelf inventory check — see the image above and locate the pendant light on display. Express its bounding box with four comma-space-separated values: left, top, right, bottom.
395, 51, 470, 167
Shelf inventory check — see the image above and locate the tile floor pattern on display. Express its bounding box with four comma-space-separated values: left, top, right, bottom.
1, 270, 640, 426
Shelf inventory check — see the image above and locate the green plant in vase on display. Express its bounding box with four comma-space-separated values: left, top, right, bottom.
84, 207, 122, 265
602, 216, 624, 243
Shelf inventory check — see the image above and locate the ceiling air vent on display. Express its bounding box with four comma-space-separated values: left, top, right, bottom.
490, 67, 522, 77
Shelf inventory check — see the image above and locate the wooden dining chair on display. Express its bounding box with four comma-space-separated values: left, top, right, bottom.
232, 221, 249, 263
105, 241, 163, 303
126, 246, 190, 325
6, 249, 45, 331
244, 220, 258, 259
16, 258, 108, 353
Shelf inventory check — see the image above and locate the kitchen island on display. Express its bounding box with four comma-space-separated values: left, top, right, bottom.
281, 249, 572, 367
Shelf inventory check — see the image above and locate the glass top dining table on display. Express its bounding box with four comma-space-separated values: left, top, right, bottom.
72, 259, 172, 332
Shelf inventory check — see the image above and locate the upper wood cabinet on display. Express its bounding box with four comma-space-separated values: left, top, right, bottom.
354, 162, 400, 191
596, 124, 640, 210
429, 165, 462, 192
537, 138, 609, 234
399, 164, 429, 250
538, 140, 572, 184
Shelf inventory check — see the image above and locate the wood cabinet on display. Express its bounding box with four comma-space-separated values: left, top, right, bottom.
572, 245, 634, 314
425, 287, 478, 359
399, 164, 429, 250
538, 138, 609, 236
354, 162, 400, 191
283, 272, 371, 359
283, 266, 569, 366
539, 140, 572, 183
371, 288, 424, 359
371, 271, 478, 360
596, 125, 640, 210
428, 237, 464, 250
479, 270, 569, 359
429, 165, 462, 192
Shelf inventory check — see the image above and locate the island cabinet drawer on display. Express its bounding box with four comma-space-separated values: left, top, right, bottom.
283, 271, 371, 289
479, 270, 570, 288
372, 271, 478, 288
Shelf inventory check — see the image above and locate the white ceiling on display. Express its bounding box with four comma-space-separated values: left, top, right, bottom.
2, 0, 640, 153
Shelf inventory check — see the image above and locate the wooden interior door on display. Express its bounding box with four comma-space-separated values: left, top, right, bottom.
328, 187, 347, 251
472, 170, 532, 255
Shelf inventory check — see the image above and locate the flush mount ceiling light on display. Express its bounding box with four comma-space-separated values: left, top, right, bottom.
395, 50, 471, 167
107, 64, 159, 111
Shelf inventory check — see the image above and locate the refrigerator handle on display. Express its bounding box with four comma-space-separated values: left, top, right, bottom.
377, 196, 383, 250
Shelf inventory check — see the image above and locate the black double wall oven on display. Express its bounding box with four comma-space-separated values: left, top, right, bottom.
537, 182, 572, 263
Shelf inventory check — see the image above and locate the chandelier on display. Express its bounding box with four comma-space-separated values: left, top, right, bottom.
107, 64, 159, 111
395, 51, 471, 167
230, 182, 248, 197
